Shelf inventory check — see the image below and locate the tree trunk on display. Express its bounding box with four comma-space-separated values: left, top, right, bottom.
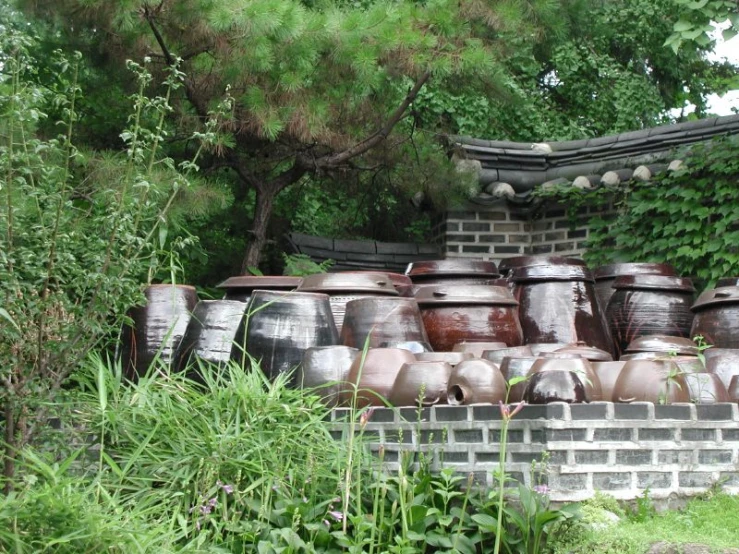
241, 185, 278, 272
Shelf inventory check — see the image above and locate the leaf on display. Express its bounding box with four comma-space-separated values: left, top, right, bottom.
471, 513, 497, 529
0, 308, 20, 333
673, 19, 695, 32
722, 28, 738, 41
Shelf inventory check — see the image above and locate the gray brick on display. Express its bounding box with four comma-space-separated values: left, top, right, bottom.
555, 473, 588, 490
638, 428, 674, 441
385, 429, 413, 444
548, 450, 569, 464
508, 235, 530, 243
532, 244, 554, 254
554, 220, 571, 229
719, 472, 739, 486
509, 211, 529, 221
571, 404, 608, 420
420, 430, 445, 444
330, 430, 344, 440
447, 211, 477, 220
400, 407, 431, 422
478, 234, 506, 243
495, 223, 523, 232
545, 232, 566, 241
434, 406, 469, 422
494, 246, 522, 254
696, 404, 734, 420
616, 450, 652, 465
658, 450, 694, 464
505, 472, 526, 486
445, 222, 459, 232
490, 430, 524, 443
463, 245, 491, 254
655, 404, 693, 420
530, 430, 546, 444
554, 242, 576, 252
511, 452, 544, 463
637, 472, 672, 489
445, 245, 459, 253
594, 428, 633, 441
723, 429, 739, 441
518, 405, 551, 420
372, 448, 399, 462
699, 450, 733, 464
473, 405, 503, 421
332, 408, 352, 421
575, 450, 609, 464
369, 408, 395, 423
361, 430, 380, 440
614, 403, 650, 420
679, 472, 714, 487
546, 429, 587, 441
475, 452, 500, 463
593, 472, 631, 490
439, 451, 470, 464
454, 429, 484, 443
447, 234, 476, 243
681, 428, 716, 441
479, 212, 507, 221
462, 222, 491, 232
568, 229, 587, 239
532, 221, 553, 231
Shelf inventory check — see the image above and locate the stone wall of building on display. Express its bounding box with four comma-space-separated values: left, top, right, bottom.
329, 402, 739, 503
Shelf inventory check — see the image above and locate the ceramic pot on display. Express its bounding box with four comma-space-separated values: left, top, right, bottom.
528, 352, 603, 401
553, 343, 613, 362
528, 343, 570, 356
690, 286, 739, 348
623, 335, 699, 357
523, 370, 587, 404
481, 345, 534, 365
606, 275, 695, 357
297, 346, 359, 406
416, 352, 474, 366
611, 359, 690, 404
592, 361, 626, 402
216, 276, 302, 302
512, 264, 613, 354
389, 361, 453, 406
120, 284, 198, 380
234, 290, 339, 385
340, 297, 430, 350
447, 359, 507, 405
452, 341, 508, 357
341, 348, 417, 407
415, 285, 522, 351
378, 340, 432, 354
498, 256, 587, 278
341, 271, 414, 297
728, 375, 739, 402
298, 272, 398, 332
172, 299, 249, 374
704, 348, 739, 388
717, 277, 739, 288
684, 373, 730, 404
593, 263, 677, 313
499, 356, 539, 402
406, 260, 500, 285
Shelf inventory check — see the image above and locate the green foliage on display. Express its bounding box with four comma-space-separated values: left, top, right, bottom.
282, 253, 335, 276
666, 0, 739, 53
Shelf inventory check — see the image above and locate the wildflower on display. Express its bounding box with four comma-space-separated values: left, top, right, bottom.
533, 484, 549, 495
328, 510, 344, 522
221, 483, 234, 494
498, 400, 525, 420
359, 407, 375, 428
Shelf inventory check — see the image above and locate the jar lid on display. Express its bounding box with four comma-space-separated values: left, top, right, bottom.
217, 275, 302, 290
414, 285, 518, 306
405, 260, 499, 278
298, 272, 399, 295
624, 335, 698, 356
691, 286, 739, 311
611, 274, 695, 292
510, 265, 593, 282
499, 255, 587, 275
716, 277, 739, 288
554, 343, 613, 361
593, 262, 677, 280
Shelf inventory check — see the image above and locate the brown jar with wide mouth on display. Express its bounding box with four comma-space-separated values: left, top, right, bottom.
405, 260, 500, 285
690, 286, 739, 349
217, 275, 302, 302
527, 352, 603, 401
612, 359, 690, 404
415, 285, 522, 351
340, 297, 430, 350
389, 361, 453, 407
592, 263, 677, 312
606, 275, 695, 357
447, 359, 507, 405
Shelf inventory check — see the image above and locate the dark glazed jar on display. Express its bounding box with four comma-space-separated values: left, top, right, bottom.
511, 264, 613, 355
447, 359, 507, 405
233, 290, 339, 385
297, 346, 359, 406
499, 356, 539, 403
120, 284, 198, 380
341, 348, 417, 407
528, 352, 603, 401
591, 361, 626, 402
592, 263, 677, 313
452, 341, 507, 357
690, 286, 739, 348
611, 359, 690, 403
340, 271, 414, 297
704, 348, 739, 388
523, 371, 586, 404
684, 373, 730, 404
606, 275, 695, 357
482, 345, 534, 365
389, 361, 453, 407
717, 277, 739, 288
298, 272, 398, 332
340, 297, 430, 350
415, 285, 522, 351
216, 276, 302, 302
498, 256, 587, 278
405, 260, 500, 285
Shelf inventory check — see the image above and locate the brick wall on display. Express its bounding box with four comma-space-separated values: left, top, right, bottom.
330, 402, 739, 502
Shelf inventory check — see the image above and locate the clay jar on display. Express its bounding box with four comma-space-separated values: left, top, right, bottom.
499, 356, 539, 403
704, 348, 739, 388
728, 375, 739, 402
511, 264, 613, 354
340, 297, 430, 350
340, 271, 414, 297
452, 341, 507, 357
120, 284, 198, 380
684, 373, 730, 404
591, 361, 626, 402
297, 346, 359, 406
623, 335, 699, 357
498, 256, 587, 278
606, 275, 695, 357
216, 276, 302, 302
527, 352, 603, 401
234, 290, 339, 385
611, 359, 690, 404
447, 359, 507, 405
482, 345, 534, 365
416, 352, 474, 366
341, 348, 417, 407
592, 263, 677, 313
553, 343, 613, 362
298, 272, 398, 332
523, 371, 587, 404
690, 286, 739, 348
405, 259, 500, 285
172, 299, 249, 374
415, 285, 522, 351
389, 361, 453, 407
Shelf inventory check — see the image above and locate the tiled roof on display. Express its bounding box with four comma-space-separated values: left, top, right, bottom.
451, 114, 739, 204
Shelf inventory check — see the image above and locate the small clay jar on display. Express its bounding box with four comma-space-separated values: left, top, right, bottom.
553, 343, 613, 362
447, 359, 507, 405
499, 356, 539, 403
592, 263, 677, 313
216, 276, 302, 302
523, 370, 587, 404
591, 361, 626, 402
498, 256, 587, 278
717, 277, 739, 288
482, 345, 534, 365
623, 335, 699, 357
606, 275, 695, 357
339, 271, 414, 297
612, 359, 690, 404
728, 375, 739, 403
704, 348, 739, 388
389, 361, 453, 407
528, 343, 570, 356
527, 352, 603, 402
341, 297, 430, 350
297, 346, 359, 406
452, 341, 508, 357
341, 348, 417, 407
416, 352, 474, 366
415, 285, 522, 351
405, 260, 500, 285
684, 373, 730, 404
690, 286, 739, 348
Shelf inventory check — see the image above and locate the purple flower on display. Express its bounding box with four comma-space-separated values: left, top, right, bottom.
499, 400, 525, 420
328, 510, 344, 522
222, 483, 234, 494
359, 407, 375, 428
533, 484, 549, 495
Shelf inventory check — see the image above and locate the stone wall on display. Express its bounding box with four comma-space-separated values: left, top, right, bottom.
434, 199, 615, 262
329, 402, 739, 502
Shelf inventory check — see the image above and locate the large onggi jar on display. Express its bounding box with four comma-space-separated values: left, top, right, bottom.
592, 262, 677, 313
690, 286, 739, 349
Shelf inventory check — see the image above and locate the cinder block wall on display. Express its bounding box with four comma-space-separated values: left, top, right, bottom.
330, 402, 739, 502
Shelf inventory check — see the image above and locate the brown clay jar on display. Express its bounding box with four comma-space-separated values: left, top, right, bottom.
340, 271, 414, 297
592, 263, 677, 313
216, 276, 302, 302
591, 361, 626, 402
728, 375, 739, 403
389, 361, 453, 407
623, 335, 699, 357
482, 345, 534, 365
690, 286, 739, 348
704, 348, 739, 388
611, 359, 690, 404
447, 359, 507, 405
606, 275, 695, 358
499, 356, 539, 403
452, 341, 508, 357
527, 352, 603, 401
341, 348, 416, 407
416, 352, 474, 366
406, 260, 500, 285
523, 370, 587, 404
684, 373, 730, 404
340, 297, 430, 350
415, 285, 522, 351
553, 343, 613, 362
297, 346, 359, 406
